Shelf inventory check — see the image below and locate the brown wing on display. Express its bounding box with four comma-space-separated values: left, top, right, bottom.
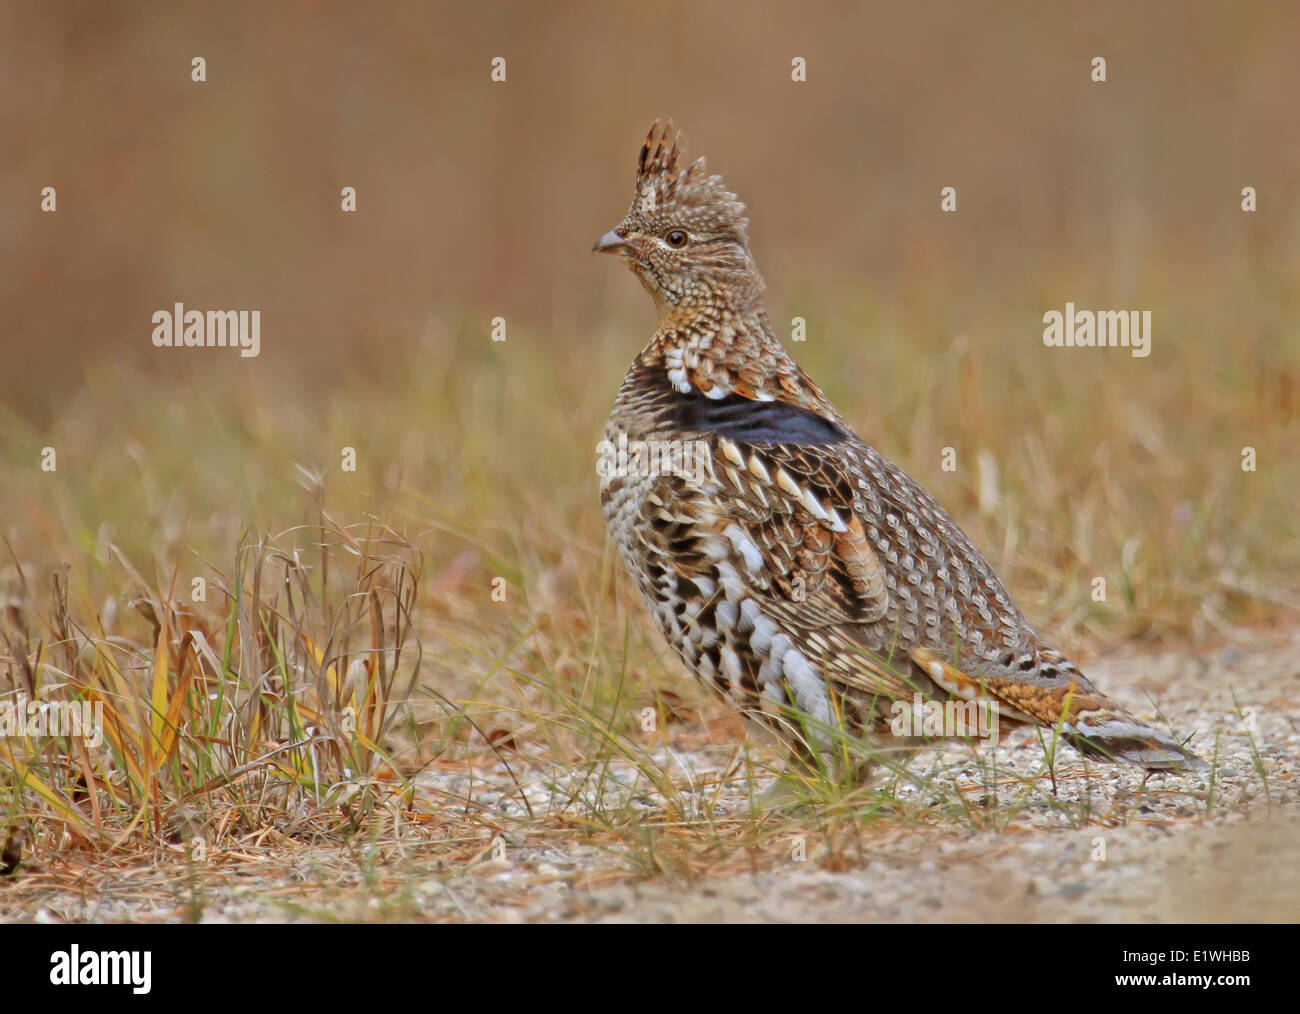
698, 435, 925, 705
710, 436, 885, 623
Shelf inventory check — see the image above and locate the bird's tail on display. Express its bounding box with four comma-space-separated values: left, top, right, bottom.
911, 647, 1206, 772
1062, 704, 1208, 772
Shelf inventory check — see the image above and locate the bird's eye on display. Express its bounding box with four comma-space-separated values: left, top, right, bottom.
665, 229, 688, 248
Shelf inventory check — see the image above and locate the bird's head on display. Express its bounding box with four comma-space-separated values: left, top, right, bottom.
593, 121, 763, 317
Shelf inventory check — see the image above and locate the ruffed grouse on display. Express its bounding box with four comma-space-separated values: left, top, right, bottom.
595, 120, 1201, 773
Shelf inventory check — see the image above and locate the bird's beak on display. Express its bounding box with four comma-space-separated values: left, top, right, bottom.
592, 229, 632, 254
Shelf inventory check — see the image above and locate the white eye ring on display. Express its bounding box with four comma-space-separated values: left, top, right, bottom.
664, 230, 689, 248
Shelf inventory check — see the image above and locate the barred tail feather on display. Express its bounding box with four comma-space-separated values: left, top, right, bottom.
1065, 712, 1207, 772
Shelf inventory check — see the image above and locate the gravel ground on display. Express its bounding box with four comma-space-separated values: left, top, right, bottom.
3, 627, 1298, 923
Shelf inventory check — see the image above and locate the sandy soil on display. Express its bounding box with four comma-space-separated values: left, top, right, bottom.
3, 627, 1298, 923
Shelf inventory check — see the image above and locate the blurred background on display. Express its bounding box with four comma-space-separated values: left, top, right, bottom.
1, 0, 1297, 647
4, 0, 1298, 405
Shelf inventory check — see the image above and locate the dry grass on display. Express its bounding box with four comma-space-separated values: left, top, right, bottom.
1, 293, 1296, 919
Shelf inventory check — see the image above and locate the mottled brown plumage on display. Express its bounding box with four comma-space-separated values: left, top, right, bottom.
595, 120, 1202, 772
